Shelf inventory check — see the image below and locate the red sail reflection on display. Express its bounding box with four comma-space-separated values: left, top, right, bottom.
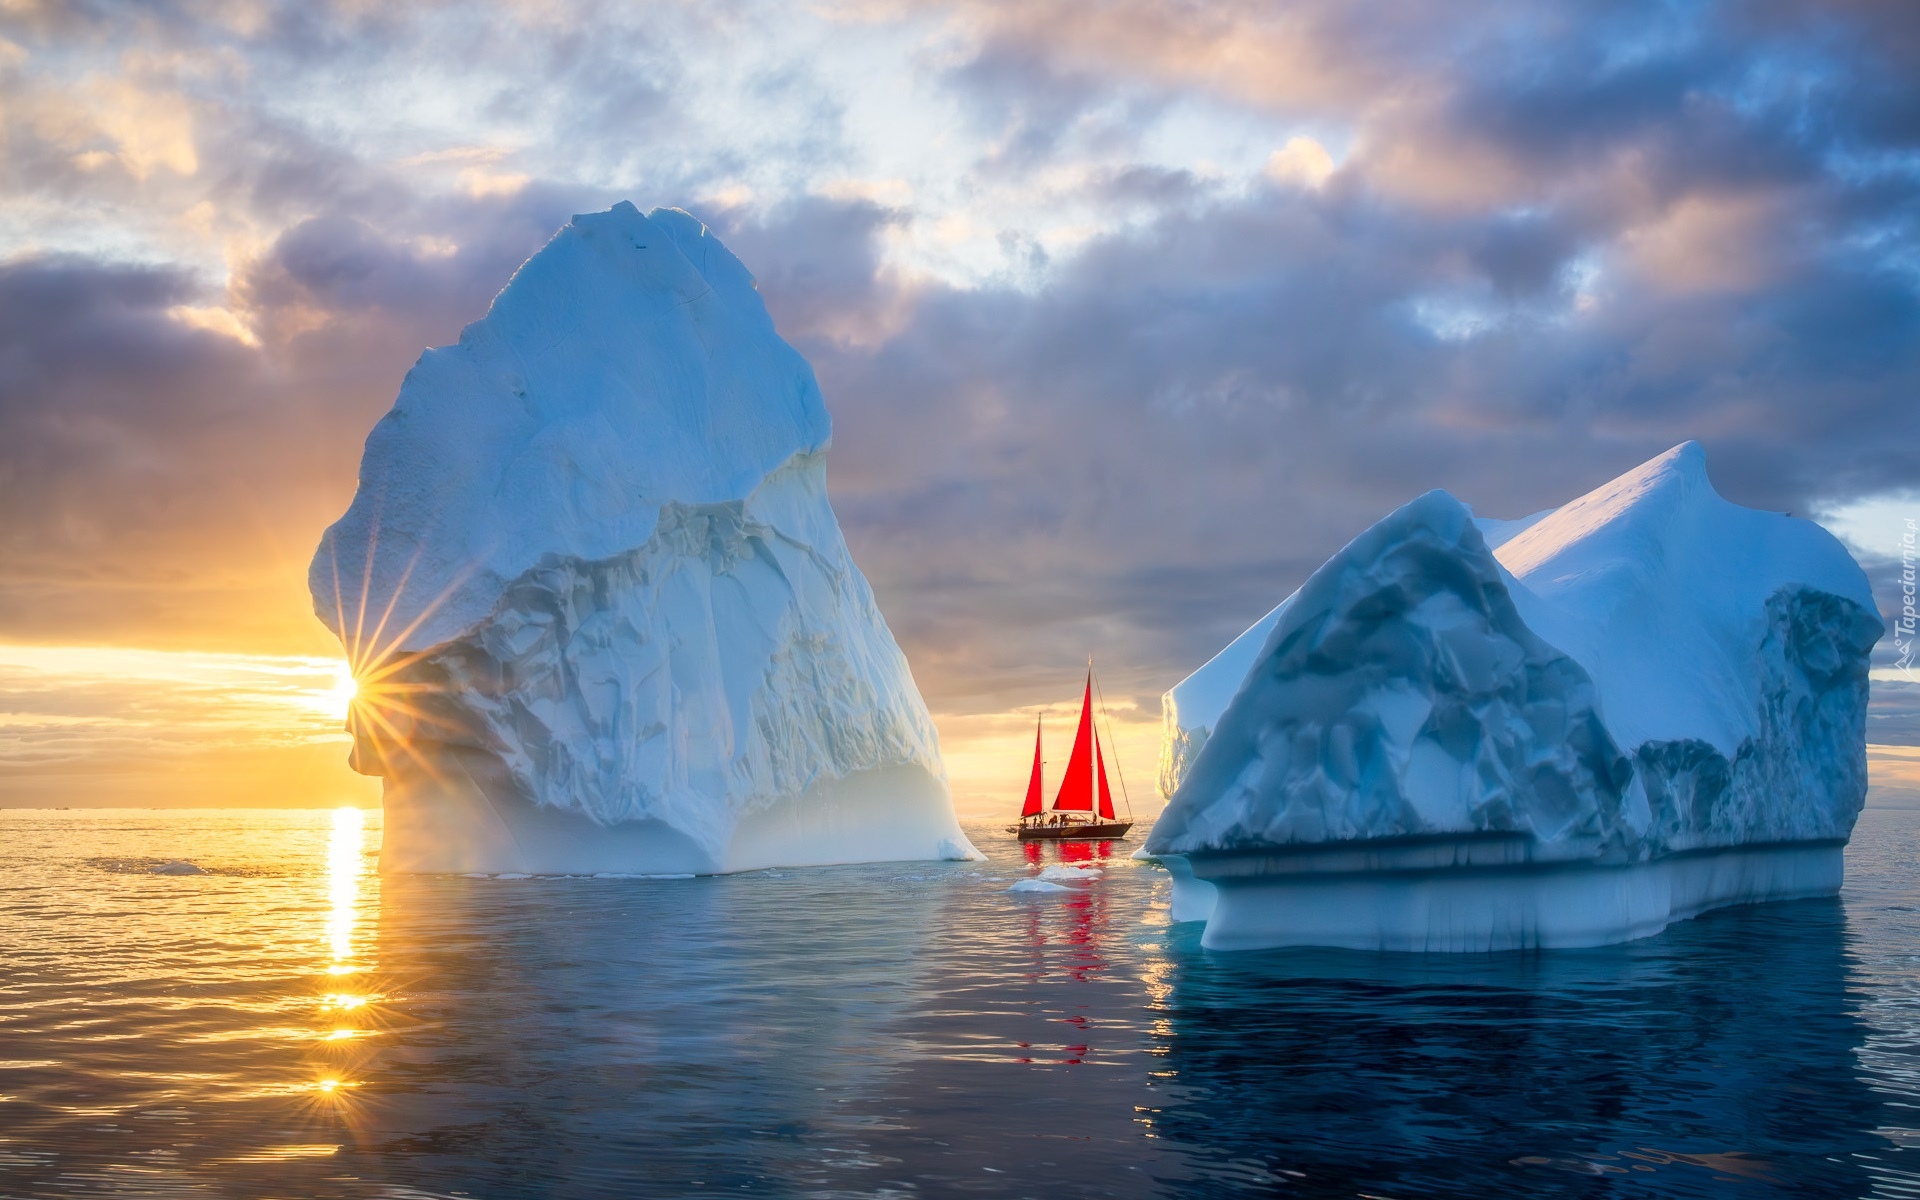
1013, 839, 1117, 1065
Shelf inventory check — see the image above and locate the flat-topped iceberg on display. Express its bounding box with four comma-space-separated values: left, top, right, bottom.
311, 202, 977, 874
1149, 443, 1882, 950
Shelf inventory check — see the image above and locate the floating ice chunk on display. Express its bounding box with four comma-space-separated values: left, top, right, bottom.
1149, 443, 1882, 951
1038, 865, 1102, 881
310, 203, 977, 876
1006, 878, 1075, 893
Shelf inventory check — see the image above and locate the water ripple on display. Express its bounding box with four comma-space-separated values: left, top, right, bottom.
2, 808, 1920, 1196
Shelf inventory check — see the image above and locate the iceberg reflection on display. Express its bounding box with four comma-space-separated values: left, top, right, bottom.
353, 863, 953, 1195
1150, 896, 1889, 1196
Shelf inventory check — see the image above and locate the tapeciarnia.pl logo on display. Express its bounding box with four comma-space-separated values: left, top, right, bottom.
1898, 517, 1917, 681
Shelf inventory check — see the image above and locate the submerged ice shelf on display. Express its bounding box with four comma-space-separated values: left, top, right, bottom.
1148, 443, 1883, 951
311, 203, 977, 875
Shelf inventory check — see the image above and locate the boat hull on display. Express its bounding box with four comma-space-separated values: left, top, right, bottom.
1010, 821, 1133, 842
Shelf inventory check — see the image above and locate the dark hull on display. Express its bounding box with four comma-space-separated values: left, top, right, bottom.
1009, 821, 1133, 841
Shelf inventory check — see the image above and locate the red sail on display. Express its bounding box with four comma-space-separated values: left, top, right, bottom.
1052, 674, 1097, 812
1020, 715, 1045, 817
1095, 729, 1116, 820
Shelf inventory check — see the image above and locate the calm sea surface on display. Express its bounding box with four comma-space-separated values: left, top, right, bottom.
5, 807, 1920, 1199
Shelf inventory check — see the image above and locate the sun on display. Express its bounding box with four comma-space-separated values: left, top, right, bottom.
325, 663, 359, 721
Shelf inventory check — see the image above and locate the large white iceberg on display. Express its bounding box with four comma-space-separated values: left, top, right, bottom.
311, 202, 977, 874
1148, 444, 1882, 950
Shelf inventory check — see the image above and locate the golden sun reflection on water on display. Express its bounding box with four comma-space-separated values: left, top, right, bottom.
311, 805, 374, 1100
326, 806, 363, 971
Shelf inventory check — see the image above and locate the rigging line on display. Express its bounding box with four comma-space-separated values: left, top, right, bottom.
1090, 660, 1134, 820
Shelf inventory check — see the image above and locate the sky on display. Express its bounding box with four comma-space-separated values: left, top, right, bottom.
0, 0, 1917, 814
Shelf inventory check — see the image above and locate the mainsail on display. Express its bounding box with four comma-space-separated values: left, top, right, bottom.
1050, 672, 1116, 818
1052, 675, 1096, 811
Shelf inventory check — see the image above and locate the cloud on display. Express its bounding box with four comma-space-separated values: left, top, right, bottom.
1869, 740, 1920, 808
0, 185, 581, 652
0, 642, 376, 808
0, 0, 1913, 755
1265, 137, 1334, 189
738, 194, 1907, 713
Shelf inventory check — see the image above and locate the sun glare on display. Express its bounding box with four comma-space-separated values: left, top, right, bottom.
326, 664, 359, 722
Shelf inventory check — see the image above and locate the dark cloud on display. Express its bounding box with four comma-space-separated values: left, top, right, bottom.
0, 184, 592, 651
946, 40, 1168, 177
0, 255, 286, 644
1093, 165, 1206, 209
721, 1, 1920, 708
0, 0, 1916, 740
236, 188, 587, 337
705, 196, 909, 347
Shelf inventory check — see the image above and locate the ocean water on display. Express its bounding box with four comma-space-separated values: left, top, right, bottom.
4, 809, 1920, 1199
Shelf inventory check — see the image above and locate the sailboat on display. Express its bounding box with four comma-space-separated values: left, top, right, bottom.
1008, 668, 1134, 841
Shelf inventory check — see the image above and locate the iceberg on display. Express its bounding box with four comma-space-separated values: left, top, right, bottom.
1148, 444, 1882, 950
310, 202, 977, 875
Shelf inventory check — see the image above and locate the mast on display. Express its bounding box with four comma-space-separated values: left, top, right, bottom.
1020, 714, 1045, 818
